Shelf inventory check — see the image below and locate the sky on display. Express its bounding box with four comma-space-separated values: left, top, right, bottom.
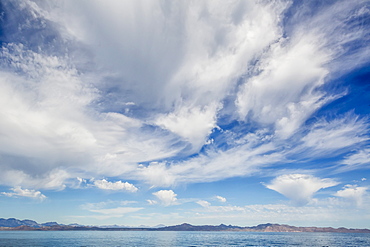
0, 0, 369, 228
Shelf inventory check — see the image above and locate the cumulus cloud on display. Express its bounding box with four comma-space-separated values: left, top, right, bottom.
265, 174, 338, 206
215, 196, 227, 203
152, 190, 178, 206
93, 179, 138, 192
1, 186, 46, 201
335, 185, 368, 207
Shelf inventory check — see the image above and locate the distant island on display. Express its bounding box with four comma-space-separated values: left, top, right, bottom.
0, 218, 369, 233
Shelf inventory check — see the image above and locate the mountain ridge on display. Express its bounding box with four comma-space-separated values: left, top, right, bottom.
0, 218, 59, 228
0, 218, 369, 233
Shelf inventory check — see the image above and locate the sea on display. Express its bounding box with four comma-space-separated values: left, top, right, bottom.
0, 231, 369, 247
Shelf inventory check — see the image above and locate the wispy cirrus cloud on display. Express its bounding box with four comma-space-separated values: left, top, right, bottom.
300, 116, 368, 153
338, 149, 370, 172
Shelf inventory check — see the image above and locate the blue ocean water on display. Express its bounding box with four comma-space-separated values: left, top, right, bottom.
0, 231, 369, 247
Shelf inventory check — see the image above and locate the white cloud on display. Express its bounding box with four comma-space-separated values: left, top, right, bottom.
306, 0, 370, 76
81, 200, 137, 211
301, 116, 368, 152
215, 196, 227, 203
265, 174, 338, 206
151, 142, 282, 186
93, 179, 138, 192
50, 0, 289, 155
152, 190, 178, 206
197, 200, 211, 208
147, 200, 158, 205
89, 207, 142, 215
0, 41, 185, 189
285, 115, 369, 163
335, 185, 368, 207
340, 149, 370, 171
0, 0, 368, 192
196, 204, 246, 214
73, 177, 86, 189
133, 138, 288, 187
138, 162, 176, 187
196, 200, 244, 212
0, 168, 70, 191
155, 104, 220, 152
1, 186, 46, 201
236, 33, 330, 139
188, 201, 370, 228
80, 200, 143, 219
130, 191, 370, 227
235, 0, 370, 141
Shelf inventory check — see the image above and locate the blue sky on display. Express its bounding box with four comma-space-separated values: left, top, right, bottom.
0, 0, 369, 228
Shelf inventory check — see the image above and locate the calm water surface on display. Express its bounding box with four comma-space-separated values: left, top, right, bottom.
0, 231, 369, 247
